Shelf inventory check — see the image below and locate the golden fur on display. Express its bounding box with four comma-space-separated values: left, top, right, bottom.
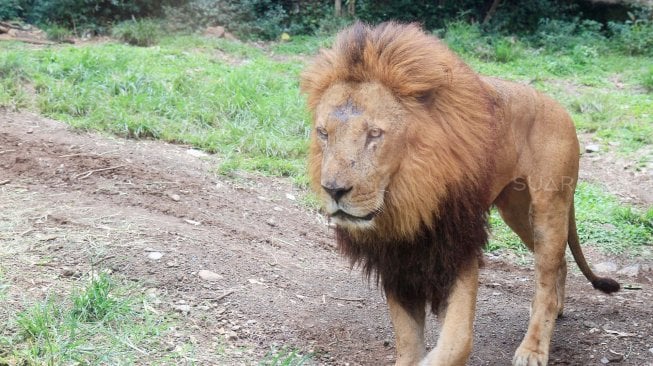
301, 22, 619, 366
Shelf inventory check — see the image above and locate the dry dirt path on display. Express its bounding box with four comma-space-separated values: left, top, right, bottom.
1, 111, 652, 365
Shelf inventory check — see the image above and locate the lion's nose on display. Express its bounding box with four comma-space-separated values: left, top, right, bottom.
322, 183, 352, 202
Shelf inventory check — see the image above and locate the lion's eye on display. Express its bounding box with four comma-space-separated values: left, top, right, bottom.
316, 127, 328, 140
368, 128, 383, 139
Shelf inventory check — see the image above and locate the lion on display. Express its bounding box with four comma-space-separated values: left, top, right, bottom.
300, 22, 620, 366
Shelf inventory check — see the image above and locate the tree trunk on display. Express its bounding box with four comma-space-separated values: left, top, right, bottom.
335, 0, 342, 17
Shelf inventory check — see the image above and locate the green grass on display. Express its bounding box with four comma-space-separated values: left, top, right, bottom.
260, 347, 312, 365
488, 182, 653, 254
0, 36, 310, 182
1, 273, 168, 365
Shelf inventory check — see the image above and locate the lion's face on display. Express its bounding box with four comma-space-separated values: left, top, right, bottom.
312, 81, 409, 230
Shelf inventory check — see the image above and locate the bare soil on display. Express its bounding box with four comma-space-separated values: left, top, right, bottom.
1, 111, 652, 365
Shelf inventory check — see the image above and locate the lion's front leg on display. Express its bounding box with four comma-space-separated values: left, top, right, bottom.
386, 291, 426, 366
421, 257, 479, 366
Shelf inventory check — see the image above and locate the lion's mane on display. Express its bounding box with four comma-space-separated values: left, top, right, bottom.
302, 22, 498, 311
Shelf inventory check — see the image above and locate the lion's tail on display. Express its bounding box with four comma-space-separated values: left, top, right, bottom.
567, 202, 620, 293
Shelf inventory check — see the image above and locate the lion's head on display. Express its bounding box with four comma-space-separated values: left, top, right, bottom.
301, 22, 496, 240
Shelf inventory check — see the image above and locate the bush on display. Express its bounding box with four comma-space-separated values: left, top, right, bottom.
0, 0, 22, 20
165, 0, 289, 40
492, 37, 521, 63
609, 19, 653, 56
43, 23, 73, 42
112, 19, 161, 46
643, 67, 653, 93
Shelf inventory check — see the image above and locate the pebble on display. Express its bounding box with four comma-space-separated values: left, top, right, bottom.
585, 144, 600, 153
186, 149, 208, 158
168, 193, 181, 202
649, 347, 653, 355
600, 357, 609, 364
61, 267, 75, 277
617, 264, 640, 277
266, 218, 277, 227
173, 304, 191, 313
226, 330, 238, 340
583, 320, 598, 328
147, 251, 163, 260
594, 261, 618, 273
198, 269, 223, 282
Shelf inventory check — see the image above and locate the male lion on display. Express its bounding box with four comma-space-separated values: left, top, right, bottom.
301, 22, 620, 366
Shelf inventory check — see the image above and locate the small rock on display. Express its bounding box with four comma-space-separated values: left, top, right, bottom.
594, 261, 618, 273
226, 330, 238, 340
184, 219, 201, 226
168, 193, 181, 202
585, 144, 600, 153
61, 268, 75, 277
600, 357, 609, 364
617, 264, 640, 277
173, 304, 191, 313
607, 350, 623, 362
166, 261, 179, 267
285, 193, 296, 201
383, 339, 391, 347
583, 320, 598, 328
641, 264, 650, 272
198, 269, 223, 282
266, 218, 277, 227
186, 149, 209, 158
26, 128, 34, 134
649, 347, 653, 355
273, 206, 283, 212
148, 251, 163, 260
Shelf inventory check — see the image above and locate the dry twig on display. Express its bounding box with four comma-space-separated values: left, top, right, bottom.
74, 165, 125, 180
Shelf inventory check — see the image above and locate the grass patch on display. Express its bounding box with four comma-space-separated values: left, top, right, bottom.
488, 182, 653, 254
112, 19, 162, 47
1, 273, 168, 365
0, 36, 310, 181
260, 347, 312, 365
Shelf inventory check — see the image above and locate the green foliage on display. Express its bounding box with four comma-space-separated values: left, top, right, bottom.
492, 37, 521, 63
71, 274, 124, 322
574, 182, 653, 253
488, 183, 653, 254
0, 0, 22, 20
609, 20, 653, 56
42, 23, 73, 42
260, 347, 312, 366
643, 66, 653, 92
2, 0, 178, 33
166, 0, 290, 40
6, 274, 166, 364
112, 19, 161, 46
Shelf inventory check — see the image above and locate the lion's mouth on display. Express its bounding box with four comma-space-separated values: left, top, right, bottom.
331, 210, 376, 222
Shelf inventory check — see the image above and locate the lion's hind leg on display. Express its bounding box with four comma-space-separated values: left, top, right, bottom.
510, 187, 571, 366
494, 181, 567, 318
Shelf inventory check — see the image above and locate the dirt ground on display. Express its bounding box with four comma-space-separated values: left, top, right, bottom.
1, 111, 652, 365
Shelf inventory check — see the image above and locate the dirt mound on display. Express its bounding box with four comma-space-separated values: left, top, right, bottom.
1, 111, 651, 365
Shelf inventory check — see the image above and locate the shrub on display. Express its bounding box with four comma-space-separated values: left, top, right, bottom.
43, 23, 73, 42
165, 0, 288, 40
609, 19, 653, 56
643, 67, 653, 93
0, 0, 22, 20
112, 19, 161, 46
492, 37, 521, 63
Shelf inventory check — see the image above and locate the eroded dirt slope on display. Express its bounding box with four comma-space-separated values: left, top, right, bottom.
1, 112, 652, 365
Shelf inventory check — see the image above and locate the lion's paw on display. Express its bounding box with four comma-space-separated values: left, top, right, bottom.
512, 347, 548, 366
